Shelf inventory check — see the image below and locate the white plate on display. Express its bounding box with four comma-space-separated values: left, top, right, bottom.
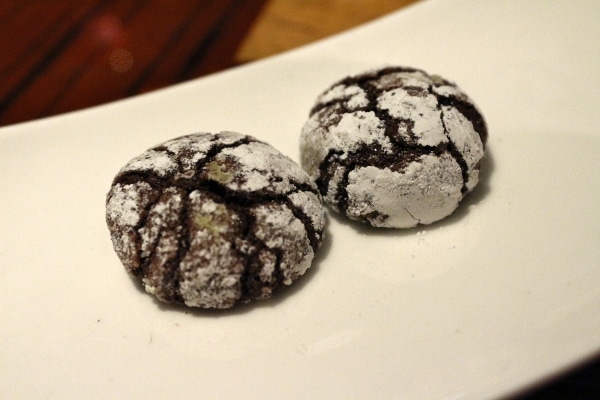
2, 0, 599, 398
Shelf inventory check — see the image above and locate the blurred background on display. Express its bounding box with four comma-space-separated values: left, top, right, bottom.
0, 0, 416, 127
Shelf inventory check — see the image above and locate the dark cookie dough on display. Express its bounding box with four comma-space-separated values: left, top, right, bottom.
300, 66, 488, 228
106, 132, 325, 309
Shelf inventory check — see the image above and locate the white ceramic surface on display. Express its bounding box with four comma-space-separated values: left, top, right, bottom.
1, 0, 599, 398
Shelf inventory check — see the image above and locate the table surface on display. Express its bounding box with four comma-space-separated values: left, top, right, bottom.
0, 0, 416, 127
1, 1, 599, 398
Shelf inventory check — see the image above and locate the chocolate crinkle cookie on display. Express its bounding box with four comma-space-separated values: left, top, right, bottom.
300, 66, 488, 228
106, 132, 326, 309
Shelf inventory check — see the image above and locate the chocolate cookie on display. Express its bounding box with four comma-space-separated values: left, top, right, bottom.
300, 66, 487, 228
106, 132, 326, 309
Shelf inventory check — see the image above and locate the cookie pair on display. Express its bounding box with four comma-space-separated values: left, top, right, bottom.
106, 66, 487, 309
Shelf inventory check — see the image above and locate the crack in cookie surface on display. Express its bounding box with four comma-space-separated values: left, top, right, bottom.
106, 132, 325, 309
300, 67, 487, 228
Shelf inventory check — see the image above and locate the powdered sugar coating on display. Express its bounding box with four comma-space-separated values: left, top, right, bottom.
346, 154, 463, 227
300, 66, 487, 228
106, 132, 325, 309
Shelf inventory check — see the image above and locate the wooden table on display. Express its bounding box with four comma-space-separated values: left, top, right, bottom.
1, 1, 599, 398
0, 0, 267, 126
0, 0, 415, 127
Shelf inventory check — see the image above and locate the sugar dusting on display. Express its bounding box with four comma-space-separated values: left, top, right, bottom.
346, 154, 463, 228
106, 181, 156, 273
300, 67, 487, 228
177, 191, 245, 309
378, 88, 447, 146
251, 203, 313, 285
106, 132, 325, 309
208, 141, 313, 194
120, 150, 176, 177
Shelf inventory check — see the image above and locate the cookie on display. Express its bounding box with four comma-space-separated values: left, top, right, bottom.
300, 66, 487, 228
106, 132, 326, 309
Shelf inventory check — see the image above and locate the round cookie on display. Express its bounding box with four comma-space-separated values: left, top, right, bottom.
106, 132, 326, 309
300, 66, 488, 228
